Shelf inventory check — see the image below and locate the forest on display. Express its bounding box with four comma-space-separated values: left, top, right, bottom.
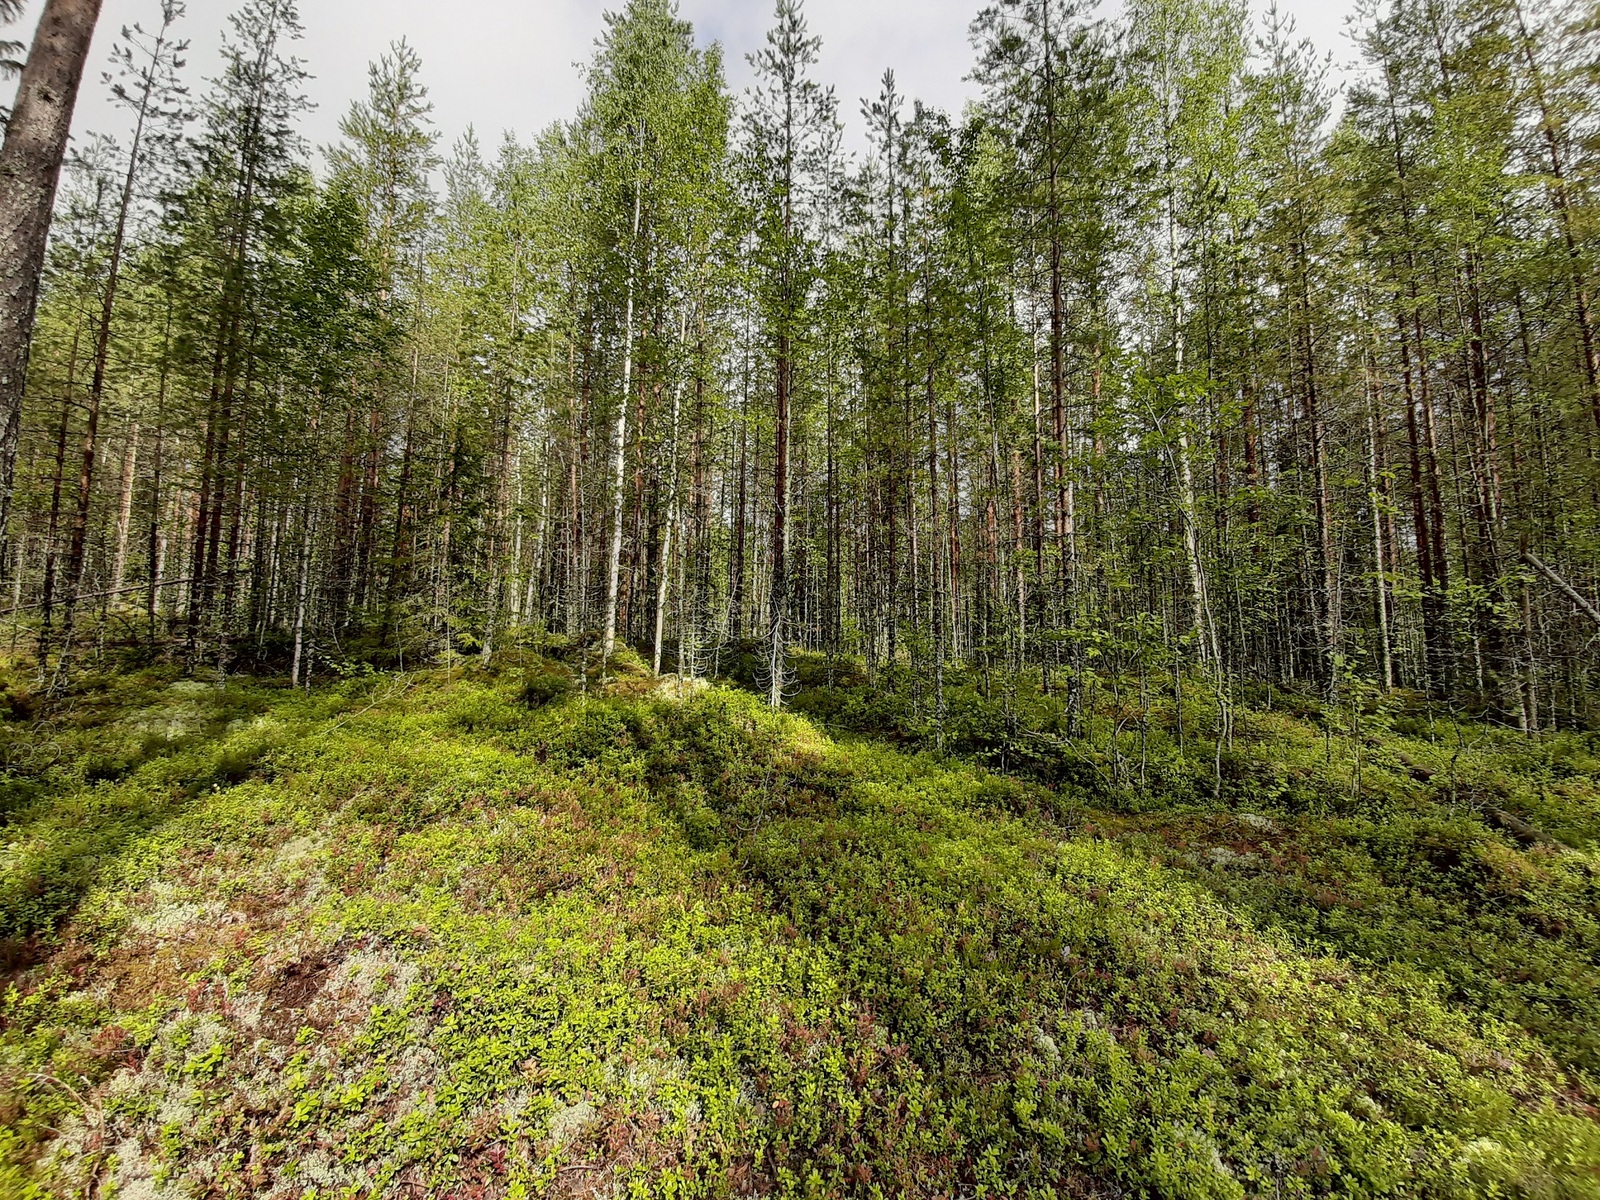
0, 0, 1599, 1193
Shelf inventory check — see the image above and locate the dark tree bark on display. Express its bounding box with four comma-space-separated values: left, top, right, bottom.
0, 0, 104, 554
37, 329, 77, 666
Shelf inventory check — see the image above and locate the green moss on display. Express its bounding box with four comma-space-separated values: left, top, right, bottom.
0, 666, 1596, 1197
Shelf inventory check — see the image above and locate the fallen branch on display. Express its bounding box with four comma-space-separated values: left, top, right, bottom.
0, 569, 253, 617
315, 673, 418, 739
1522, 552, 1600, 629
1485, 805, 1562, 850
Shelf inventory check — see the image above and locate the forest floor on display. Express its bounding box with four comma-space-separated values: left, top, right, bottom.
0, 649, 1598, 1198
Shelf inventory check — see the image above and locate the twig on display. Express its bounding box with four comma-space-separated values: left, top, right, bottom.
315, 673, 418, 739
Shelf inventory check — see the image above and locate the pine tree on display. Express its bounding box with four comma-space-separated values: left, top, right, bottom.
0, 0, 105, 567
746, 0, 836, 706
172, 0, 308, 664
51, 0, 189, 683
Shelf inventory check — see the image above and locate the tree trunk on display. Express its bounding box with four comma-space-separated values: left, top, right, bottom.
1367, 372, 1394, 689
925, 355, 945, 747
37, 353, 74, 667
731, 341, 748, 642
289, 501, 315, 687
653, 324, 686, 677
0, 0, 104, 554
769, 329, 790, 707
1397, 303, 1442, 692
110, 420, 138, 594
54, 10, 163, 678
602, 184, 642, 665
1511, 0, 1600, 436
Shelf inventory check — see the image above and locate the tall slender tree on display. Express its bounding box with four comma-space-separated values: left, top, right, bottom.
52, 0, 188, 681
746, 0, 835, 706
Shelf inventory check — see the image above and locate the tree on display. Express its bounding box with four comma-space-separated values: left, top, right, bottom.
0, 0, 105, 566
2, 1, 27, 115
172, 0, 308, 663
746, 0, 836, 706
51, 0, 189, 681
581, 0, 729, 669
2, 0, 1595, 727
327, 37, 437, 640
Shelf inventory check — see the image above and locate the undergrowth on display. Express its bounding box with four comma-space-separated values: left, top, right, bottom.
0, 659, 1595, 1197
789, 656, 1600, 1081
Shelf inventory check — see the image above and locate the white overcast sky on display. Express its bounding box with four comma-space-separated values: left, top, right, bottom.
10, 0, 1364, 167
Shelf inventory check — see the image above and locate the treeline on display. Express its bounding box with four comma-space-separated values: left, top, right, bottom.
7, 0, 1600, 727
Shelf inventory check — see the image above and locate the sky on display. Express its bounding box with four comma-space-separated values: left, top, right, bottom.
8, 0, 1365, 169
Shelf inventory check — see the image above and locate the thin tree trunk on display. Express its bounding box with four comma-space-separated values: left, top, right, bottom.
653, 313, 686, 677
602, 183, 642, 665
1511, 0, 1600, 435
289, 501, 315, 687
731, 356, 748, 641
145, 305, 171, 640
1367, 371, 1394, 689
110, 420, 137, 593
1523, 551, 1600, 629
770, 325, 790, 706
38, 322, 80, 666
925, 353, 945, 747
54, 8, 166, 678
